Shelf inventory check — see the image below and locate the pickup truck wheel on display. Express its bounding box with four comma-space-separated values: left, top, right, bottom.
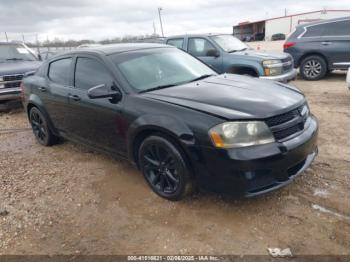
29, 107, 57, 146
138, 135, 193, 201
300, 55, 327, 81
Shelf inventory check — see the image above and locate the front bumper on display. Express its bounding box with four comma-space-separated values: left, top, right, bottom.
193, 116, 318, 197
0, 87, 21, 101
260, 69, 298, 82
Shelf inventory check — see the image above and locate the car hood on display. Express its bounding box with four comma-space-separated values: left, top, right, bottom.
142, 74, 305, 120
0, 61, 42, 76
233, 49, 289, 60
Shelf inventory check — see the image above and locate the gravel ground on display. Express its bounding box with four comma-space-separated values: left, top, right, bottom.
1, 72, 350, 255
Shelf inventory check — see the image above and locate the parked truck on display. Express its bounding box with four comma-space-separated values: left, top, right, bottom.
0, 42, 41, 110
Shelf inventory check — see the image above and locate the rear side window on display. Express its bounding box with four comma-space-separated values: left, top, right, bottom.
48, 58, 72, 85
302, 24, 325, 37
74, 57, 113, 90
167, 38, 184, 49
322, 20, 350, 36
302, 20, 350, 37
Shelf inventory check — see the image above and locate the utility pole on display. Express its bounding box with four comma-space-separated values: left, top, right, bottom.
285, 8, 287, 16
158, 7, 164, 37
4, 32, 8, 42
22, 34, 25, 43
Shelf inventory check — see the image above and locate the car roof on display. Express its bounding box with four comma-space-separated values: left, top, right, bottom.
65, 43, 172, 56
166, 33, 231, 39
297, 16, 350, 28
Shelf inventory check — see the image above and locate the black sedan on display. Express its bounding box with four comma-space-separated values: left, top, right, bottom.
22, 43, 318, 200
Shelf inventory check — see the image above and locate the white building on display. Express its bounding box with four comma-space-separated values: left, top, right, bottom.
233, 9, 350, 41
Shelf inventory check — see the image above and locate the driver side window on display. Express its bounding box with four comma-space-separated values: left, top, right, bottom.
74, 57, 113, 90
188, 38, 216, 57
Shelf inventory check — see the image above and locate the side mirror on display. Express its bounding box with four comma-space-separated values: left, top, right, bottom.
206, 49, 220, 57
88, 84, 122, 103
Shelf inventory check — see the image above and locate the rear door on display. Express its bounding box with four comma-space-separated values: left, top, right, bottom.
64, 55, 126, 154
41, 57, 73, 131
187, 37, 223, 72
319, 19, 350, 69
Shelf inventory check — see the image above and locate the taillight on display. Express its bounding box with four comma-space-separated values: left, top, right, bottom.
283, 42, 296, 50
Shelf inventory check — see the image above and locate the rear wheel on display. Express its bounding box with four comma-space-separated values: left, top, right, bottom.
138, 135, 193, 201
29, 107, 58, 146
300, 55, 327, 81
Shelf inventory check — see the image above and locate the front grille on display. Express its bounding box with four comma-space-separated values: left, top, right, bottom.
265, 105, 308, 141
2, 74, 24, 88
281, 57, 293, 73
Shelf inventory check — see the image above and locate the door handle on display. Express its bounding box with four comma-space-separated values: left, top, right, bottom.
38, 87, 46, 92
68, 94, 81, 101
322, 41, 332, 45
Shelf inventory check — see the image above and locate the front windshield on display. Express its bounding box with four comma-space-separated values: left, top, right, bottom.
111, 48, 216, 92
0, 44, 37, 62
210, 35, 248, 52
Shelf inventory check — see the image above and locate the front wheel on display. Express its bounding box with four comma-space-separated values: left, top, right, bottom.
300, 55, 327, 81
138, 135, 193, 201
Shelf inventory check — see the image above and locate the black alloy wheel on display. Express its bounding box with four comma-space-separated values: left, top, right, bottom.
138, 135, 193, 201
29, 107, 57, 146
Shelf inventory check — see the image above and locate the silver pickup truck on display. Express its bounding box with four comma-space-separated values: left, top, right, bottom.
0, 42, 41, 110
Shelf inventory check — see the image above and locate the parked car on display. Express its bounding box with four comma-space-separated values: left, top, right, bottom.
272, 33, 286, 41
39, 51, 58, 60
0, 42, 41, 110
347, 68, 350, 89
22, 43, 318, 201
166, 34, 297, 82
77, 44, 102, 49
253, 32, 265, 41
284, 17, 350, 80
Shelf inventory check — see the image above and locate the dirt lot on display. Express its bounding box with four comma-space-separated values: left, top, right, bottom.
1, 72, 350, 255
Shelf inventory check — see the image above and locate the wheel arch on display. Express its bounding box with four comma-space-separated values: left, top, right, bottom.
127, 115, 196, 170
26, 94, 58, 136
228, 65, 259, 77
298, 52, 329, 69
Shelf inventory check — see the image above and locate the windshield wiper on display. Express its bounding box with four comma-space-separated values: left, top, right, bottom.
139, 84, 177, 93
6, 58, 25, 61
187, 74, 216, 83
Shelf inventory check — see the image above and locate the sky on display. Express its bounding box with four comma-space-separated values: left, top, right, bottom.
0, 0, 349, 42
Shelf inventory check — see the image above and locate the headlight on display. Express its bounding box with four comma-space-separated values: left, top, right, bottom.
263, 60, 283, 76
209, 121, 275, 148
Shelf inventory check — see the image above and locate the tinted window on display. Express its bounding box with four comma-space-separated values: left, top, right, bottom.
48, 58, 72, 85
188, 38, 216, 57
167, 38, 184, 49
74, 57, 113, 90
322, 20, 350, 36
303, 24, 325, 37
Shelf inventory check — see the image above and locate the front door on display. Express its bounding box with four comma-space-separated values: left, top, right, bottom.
187, 37, 223, 72
64, 56, 127, 154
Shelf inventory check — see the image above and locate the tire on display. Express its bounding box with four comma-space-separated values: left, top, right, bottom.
300, 55, 327, 81
138, 135, 193, 201
29, 107, 58, 146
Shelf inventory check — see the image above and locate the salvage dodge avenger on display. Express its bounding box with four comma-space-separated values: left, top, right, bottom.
22, 43, 318, 201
